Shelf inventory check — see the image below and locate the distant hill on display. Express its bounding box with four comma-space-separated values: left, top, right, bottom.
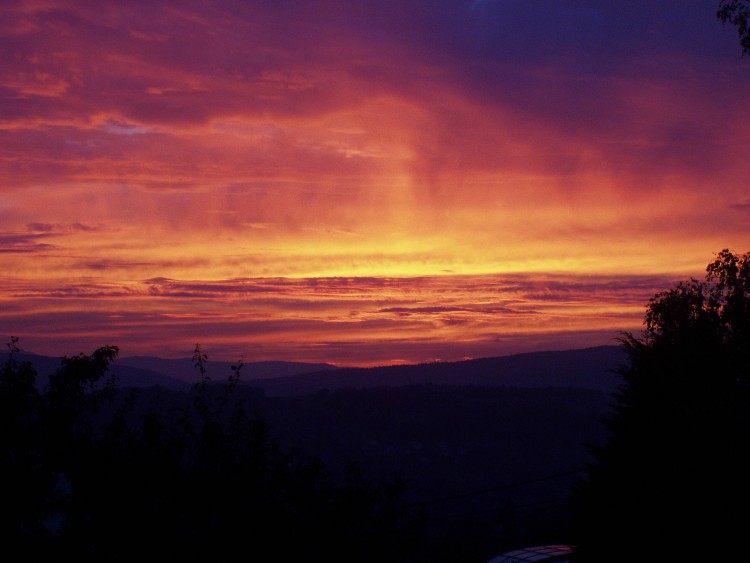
0, 352, 190, 391
0, 352, 337, 391
1, 345, 625, 396
246, 345, 626, 397
116, 356, 337, 384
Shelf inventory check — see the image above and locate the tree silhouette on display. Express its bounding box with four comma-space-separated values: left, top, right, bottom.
718, 0, 750, 55
0, 337, 48, 545
0, 341, 417, 560
572, 249, 750, 561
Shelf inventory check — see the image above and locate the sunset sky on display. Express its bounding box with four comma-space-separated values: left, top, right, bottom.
2, 1, 749, 366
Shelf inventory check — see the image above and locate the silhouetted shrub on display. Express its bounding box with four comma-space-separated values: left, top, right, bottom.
572, 250, 750, 561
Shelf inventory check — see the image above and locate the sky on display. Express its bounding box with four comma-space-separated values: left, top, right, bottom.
2, 1, 749, 366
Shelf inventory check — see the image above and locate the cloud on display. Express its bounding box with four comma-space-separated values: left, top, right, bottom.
730, 201, 750, 215
26, 222, 55, 232
0, 271, 668, 364
25, 222, 101, 234
2, 1, 750, 363
0, 231, 56, 253
378, 305, 526, 316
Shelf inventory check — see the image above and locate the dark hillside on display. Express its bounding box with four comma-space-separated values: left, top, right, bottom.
232, 383, 611, 559
249, 345, 625, 396
0, 352, 337, 391
117, 356, 337, 383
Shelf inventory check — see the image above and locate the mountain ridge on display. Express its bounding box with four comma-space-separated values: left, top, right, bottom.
245, 345, 625, 396
1, 344, 625, 396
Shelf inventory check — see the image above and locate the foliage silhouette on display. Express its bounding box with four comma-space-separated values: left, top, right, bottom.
572, 249, 750, 561
718, 0, 750, 55
0, 340, 417, 560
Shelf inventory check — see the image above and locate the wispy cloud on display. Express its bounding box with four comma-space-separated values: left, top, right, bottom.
0, 231, 56, 253
0, 272, 670, 365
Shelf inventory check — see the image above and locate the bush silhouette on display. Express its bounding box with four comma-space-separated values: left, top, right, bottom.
572, 249, 750, 561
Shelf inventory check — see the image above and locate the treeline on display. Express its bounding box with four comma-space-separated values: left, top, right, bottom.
0, 342, 419, 561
